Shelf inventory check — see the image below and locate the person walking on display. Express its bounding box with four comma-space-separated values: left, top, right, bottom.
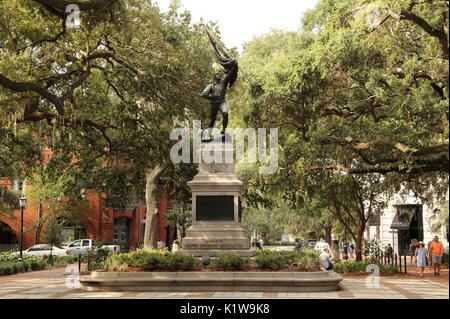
294, 238, 302, 252
415, 242, 427, 277
349, 240, 356, 259
409, 240, 417, 263
429, 236, 444, 276
385, 243, 393, 264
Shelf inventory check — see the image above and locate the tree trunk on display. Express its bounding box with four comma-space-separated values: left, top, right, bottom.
355, 228, 364, 261
324, 225, 332, 245
143, 164, 170, 250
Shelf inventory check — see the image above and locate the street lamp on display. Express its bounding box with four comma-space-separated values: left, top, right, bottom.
19, 196, 26, 261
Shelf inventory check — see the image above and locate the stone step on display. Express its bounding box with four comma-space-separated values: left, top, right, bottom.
177, 249, 256, 257
186, 230, 248, 238
182, 237, 251, 250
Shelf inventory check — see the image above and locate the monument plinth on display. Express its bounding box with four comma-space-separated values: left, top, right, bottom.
180, 139, 254, 257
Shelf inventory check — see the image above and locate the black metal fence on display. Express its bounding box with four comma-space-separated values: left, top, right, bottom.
371, 248, 408, 274
0, 244, 18, 253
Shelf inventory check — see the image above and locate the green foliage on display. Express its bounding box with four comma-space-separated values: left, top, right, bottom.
0, 259, 46, 276
86, 247, 112, 270
364, 238, 383, 262
429, 205, 449, 234
233, 0, 449, 261
0, 1, 215, 250
211, 254, 250, 271
43, 213, 63, 252
333, 261, 399, 274
103, 254, 129, 271
443, 253, 449, 265
254, 249, 321, 270
295, 249, 321, 270
164, 207, 192, 229
51, 256, 77, 265
101, 250, 198, 271
0, 251, 43, 263
241, 201, 299, 239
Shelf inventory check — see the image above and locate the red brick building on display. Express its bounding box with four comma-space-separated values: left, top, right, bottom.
0, 145, 172, 252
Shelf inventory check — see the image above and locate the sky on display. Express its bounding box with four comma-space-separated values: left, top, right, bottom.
155, 0, 320, 50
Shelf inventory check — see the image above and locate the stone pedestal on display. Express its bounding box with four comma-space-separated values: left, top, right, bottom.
180, 140, 254, 257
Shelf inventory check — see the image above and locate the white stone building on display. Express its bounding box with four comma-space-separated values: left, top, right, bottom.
365, 192, 449, 255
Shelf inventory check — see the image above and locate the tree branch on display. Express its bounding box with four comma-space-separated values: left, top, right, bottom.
393, 9, 449, 60
32, 0, 118, 13
0, 74, 65, 116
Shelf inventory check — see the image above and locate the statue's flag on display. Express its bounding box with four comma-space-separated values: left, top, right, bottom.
205, 27, 238, 88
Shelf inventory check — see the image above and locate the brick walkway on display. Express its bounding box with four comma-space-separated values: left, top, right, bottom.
0, 266, 447, 299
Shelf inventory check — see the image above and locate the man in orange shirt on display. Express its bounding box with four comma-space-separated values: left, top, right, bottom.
429, 236, 444, 276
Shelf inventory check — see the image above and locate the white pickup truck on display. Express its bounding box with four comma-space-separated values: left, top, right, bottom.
63, 239, 120, 256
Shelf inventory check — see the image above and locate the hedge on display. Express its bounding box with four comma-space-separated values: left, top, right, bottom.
101, 250, 199, 271
211, 254, 250, 270
254, 249, 320, 270
0, 260, 46, 276
333, 261, 399, 274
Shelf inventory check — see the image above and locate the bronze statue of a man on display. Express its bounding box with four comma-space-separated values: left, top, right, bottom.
201, 69, 235, 138
201, 27, 239, 141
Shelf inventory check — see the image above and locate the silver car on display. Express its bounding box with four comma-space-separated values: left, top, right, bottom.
12, 244, 69, 257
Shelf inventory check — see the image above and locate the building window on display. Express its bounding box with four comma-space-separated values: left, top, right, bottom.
60, 226, 87, 244
12, 179, 26, 193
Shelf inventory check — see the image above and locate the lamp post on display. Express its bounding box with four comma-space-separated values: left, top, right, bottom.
19, 196, 26, 261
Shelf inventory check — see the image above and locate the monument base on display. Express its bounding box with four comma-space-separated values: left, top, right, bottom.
182, 141, 253, 257
179, 221, 255, 257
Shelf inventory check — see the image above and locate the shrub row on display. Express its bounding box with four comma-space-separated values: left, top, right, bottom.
51, 256, 77, 265
0, 260, 46, 276
209, 249, 321, 271
102, 250, 198, 271
254, 249, 320, 270
98, 249, 323, 272
0, 251, 80, 265
0, 251, 45, 263
333, 261, 399, 274
211, 254, 250, 270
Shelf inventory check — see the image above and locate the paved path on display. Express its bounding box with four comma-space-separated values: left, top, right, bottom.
0, 265, 447, 299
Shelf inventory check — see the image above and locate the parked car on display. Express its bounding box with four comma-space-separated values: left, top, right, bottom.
11, 244, 69, 257
63, 239, 120, 256
304, 239, 316, 248
314, 242, 330, 252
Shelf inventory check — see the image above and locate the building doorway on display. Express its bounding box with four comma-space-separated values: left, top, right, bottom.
113, 217, 130, 253
391, 205, 423, 255
0, 221, 17, 252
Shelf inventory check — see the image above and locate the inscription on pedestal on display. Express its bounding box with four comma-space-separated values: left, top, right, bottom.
196, 196, 234, 221
184, 243, 244, 249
